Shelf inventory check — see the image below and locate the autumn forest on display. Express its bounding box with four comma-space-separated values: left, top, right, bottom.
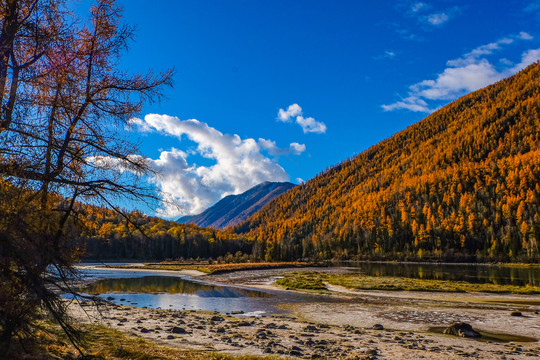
3, 1, 540, 358
77, 62, 540, 263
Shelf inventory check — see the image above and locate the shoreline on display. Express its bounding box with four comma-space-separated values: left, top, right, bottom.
68, 290, 540, 359
330, 259, 540, 267
76, 264, 540, 308
69, 265, 540, 359
79, 260, 540, 267
76, 264, 207, 278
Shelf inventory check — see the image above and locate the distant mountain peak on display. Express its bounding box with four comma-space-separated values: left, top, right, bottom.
177, 181, 295, 229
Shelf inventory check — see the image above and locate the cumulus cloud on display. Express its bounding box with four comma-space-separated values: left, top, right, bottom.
408, 60, 501, 100
296, 116, 327, 134
276, 104, 327, 134
127, 114, 305, 217
277, 103, 303, 122
382, 33, 539, 113
128, 117, 152, 132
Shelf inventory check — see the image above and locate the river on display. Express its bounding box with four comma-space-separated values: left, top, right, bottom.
70, 262, 539, 316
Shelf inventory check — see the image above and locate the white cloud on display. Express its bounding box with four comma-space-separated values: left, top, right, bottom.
296, 116, 327, 134
448, 37, 517, 67
382, 96, 432, 113
410, 60, 501, 100
382, 33, 539, 113
276, 104, 327, 134
512, 48, 540, 72
258, 138, 306, 156
519, 31, 534, 40
88, 154, 147, 175
426, 12, 449, 25
277, 103, 302, 122
404, 2, 456, 27
128, 117, 152, 132
384, 50, 396, 58
290, 142, 307, 153
127, 114, 305, 217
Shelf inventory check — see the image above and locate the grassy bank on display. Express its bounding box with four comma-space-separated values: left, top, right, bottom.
102, 261, 313, 274
275, 271, 540, 294
9, 321, 277, 360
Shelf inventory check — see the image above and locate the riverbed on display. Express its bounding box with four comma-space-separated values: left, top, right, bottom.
69, 264, 540, 359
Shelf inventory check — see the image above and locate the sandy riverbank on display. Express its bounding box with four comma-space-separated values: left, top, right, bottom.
76, 264, 207, 277
69, 266, 540, 359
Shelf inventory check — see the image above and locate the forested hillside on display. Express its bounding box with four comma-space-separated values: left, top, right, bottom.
78, 205, 251, 260
235, 62, 540, 262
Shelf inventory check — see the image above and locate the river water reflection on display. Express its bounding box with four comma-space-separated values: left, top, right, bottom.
75, 262, 539, 315
335, 262, 539, 287
77, 268, 305, 315
83, 275, 271, 298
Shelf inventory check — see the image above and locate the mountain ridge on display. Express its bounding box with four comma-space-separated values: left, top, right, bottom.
178, 181, 295, 229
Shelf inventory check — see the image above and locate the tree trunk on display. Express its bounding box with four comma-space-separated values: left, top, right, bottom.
0, 0, 19, 130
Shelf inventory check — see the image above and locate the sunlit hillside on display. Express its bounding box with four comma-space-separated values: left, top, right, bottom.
236, 62, 540, 262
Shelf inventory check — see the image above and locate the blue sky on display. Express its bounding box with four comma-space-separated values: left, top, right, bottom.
96, 0, 540, 217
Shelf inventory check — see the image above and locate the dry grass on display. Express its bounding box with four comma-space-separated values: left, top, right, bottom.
276, 271, 540, 294
8, 321, 279, 360
104, 261, 313, 274
275, 271, 328, 292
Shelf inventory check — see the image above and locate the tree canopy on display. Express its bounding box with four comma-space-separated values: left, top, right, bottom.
236, 62, 540, 263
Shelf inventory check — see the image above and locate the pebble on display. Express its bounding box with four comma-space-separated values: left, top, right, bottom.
91, 297, 537, 360
171, 326, 186, 334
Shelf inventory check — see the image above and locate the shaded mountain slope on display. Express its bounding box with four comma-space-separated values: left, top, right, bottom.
178, 181, 295, 229
236, 62, 540, 262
